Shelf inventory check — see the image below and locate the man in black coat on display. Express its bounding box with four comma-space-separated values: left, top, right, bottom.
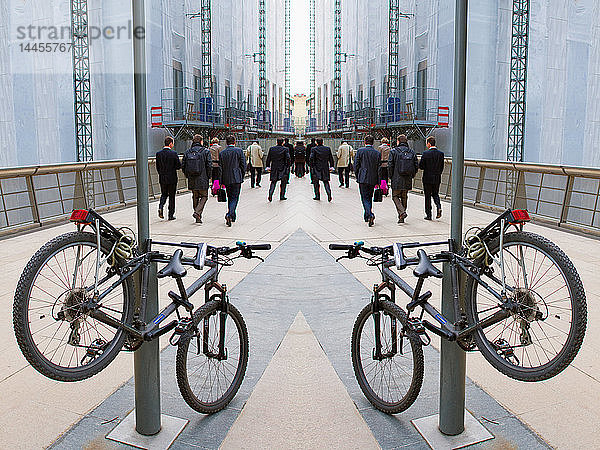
156, 136, 181, 220
219, 134, 246, 227
388, 134, 418, 224
283, 138, 294, 181
419, 136, 445, 220
354, 135, 381, 226
266, 138, 292, 202
309, 138, 334, 202
306, 138, 316, 179
181, 134, 212, 223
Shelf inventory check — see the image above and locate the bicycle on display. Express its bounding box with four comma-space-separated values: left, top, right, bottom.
329, 209, 587, 414
13, 209, 271, 414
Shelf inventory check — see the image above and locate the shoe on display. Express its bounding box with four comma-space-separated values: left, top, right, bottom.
280, 197, 287, 201
313, 197, 320, 201
193, 212, 202, 223
158, 209, 164, 219
257, 184, 261, 188
424, 216, 432, 221
398, 217, 405, 224
368, 215, 375, 227
268, 195, 273, 202
168, 216, 176, 221
436, 209, 442, 219
339, 184, 343, 187
225, 215, 232, 227
327, 195, 332, 202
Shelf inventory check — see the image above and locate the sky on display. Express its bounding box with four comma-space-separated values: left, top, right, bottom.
290, 0, 310, 95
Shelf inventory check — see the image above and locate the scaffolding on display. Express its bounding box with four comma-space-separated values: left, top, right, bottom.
506, 0, 530, 207
333, 0, 342, 112
388, 0, 399, 95
258, 0, 267, 113
70, 0, 94, 206
201, 0, 212, 96
284, 0, 291, 114
309, 0, 316, 114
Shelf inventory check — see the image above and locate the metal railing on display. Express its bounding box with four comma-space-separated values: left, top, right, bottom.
2, 157, 600, 237
0, 159, 187, 236
412, 158, 600, 235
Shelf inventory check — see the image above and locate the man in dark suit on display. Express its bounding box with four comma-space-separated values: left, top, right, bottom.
219, 134, 246, 227
354, 135, 381, 226
283, 138, 294, 181
266, 138, 292, 202
388, 134, 418, 224
309, 138, 334, 202
156, 136, 181, 220
419, 136, 445, 220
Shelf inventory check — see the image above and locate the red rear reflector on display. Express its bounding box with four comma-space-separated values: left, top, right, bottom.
511, 209, 530, 223
70, 209, 90, 222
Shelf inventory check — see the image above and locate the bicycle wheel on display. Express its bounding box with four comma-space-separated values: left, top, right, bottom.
352, 300, 424, 414
13, 231, 133, 382
467, 231, 587, 381
176, 300, 249, 414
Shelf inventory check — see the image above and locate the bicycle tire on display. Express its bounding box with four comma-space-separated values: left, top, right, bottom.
466, 231, 587, 381
13, 231, 134, 382
352, 300, 424, 414
176, 300, 249, 414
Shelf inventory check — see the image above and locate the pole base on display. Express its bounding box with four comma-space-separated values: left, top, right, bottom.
106, 410, 188, 449
411, 410, 493, 450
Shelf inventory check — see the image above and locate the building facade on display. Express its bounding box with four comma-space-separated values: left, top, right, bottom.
313, 0, 600, 166
0, 0, 285, 168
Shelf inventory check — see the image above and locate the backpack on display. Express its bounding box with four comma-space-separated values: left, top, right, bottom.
394, 146, 416, 176
185, 147, 205, 177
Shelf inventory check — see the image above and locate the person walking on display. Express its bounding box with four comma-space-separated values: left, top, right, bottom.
354, 135, 381, 226
309, 138, 334, 202
378, 137, 392, 188
266, 138, 291, 202
219, 135, 246, 227
283, 138, 294, 182
388, 134, 418, 224
419, 136, 445, 220
181, 135, 212, 224
209, 137, 223, 185
336, 141, 352, 188
246, 141, 264, 188
294, 140, 307, 177
156, 136, 181, 220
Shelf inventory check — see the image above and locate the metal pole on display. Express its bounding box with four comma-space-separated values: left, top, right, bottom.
132, 0, 161, 436
439, 0, 467, 436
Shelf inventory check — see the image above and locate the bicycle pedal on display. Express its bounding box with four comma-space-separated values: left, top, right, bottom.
174, 318, 193, 334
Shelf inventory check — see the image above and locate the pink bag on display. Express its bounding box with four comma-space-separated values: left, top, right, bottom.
379, 179, 389, 195
211, 179, 220, 196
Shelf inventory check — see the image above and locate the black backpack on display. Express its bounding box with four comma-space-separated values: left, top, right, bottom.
393, 146, 416, 176
185, 147, 205, 176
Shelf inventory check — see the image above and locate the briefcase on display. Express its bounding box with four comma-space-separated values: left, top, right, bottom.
373, 188, 383, 203
217, 188, 227, 203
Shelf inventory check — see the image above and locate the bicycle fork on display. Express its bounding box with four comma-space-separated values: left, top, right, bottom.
200, 281, 229, 361
371, 283, 399, 360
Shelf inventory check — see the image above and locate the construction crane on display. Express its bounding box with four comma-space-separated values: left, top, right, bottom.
309, 0, 316, 120
284, 0, 291, 116
70, 0, 94, 207
388, 1, 412, 97
506, 0, 530, 207
332, 0, 342, 114
258, 0, 268, 125
200, 0, 212, 98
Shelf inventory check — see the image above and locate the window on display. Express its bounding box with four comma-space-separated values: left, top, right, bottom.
224, 80, 231, 108
358, 85, 363, 106
193, 68, 201, 114
237, 85, 243, 106
369, 80, 376, 108
173, 60, 184, 120
417, 61, 427, 119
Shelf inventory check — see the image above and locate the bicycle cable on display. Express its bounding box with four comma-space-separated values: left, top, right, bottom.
463, 226, 493, 267
108, 227, 137, 267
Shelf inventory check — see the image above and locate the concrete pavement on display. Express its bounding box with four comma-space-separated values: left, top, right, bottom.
0, 173, 598, 448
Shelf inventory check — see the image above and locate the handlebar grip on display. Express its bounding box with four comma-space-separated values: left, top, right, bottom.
329, 244, 353, 251
248, 244, 271, 251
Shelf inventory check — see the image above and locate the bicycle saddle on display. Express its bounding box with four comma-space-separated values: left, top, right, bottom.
413, 250, 443, 279
157, 249, 187, 279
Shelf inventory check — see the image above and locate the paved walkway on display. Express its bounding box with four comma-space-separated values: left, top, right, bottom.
0, 174, 598, 448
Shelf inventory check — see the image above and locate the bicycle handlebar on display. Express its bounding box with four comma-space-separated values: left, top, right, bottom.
329, 242, 391, 257
329, 244, 354, 251
246, 243, 272, 251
